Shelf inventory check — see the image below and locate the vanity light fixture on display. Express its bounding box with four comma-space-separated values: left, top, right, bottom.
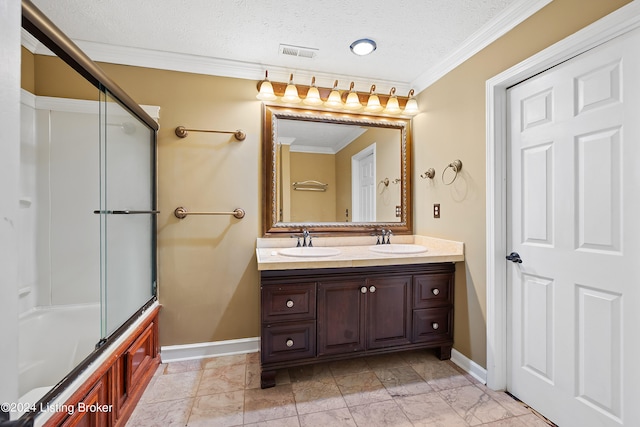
324, 80, 344, 108
364, 85, 383, 112
256, 70, 277, 101
256, 71, 419, 116
344, 82, 363, 110
383, 87, 401, 114
303, 77, 323, 106
403, 89, 419, 115
281, 73, 301, 103
350, 38, 377, 56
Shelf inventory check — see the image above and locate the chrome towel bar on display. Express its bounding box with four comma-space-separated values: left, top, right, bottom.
174, 206, 246, 219
93, 210, 160, 215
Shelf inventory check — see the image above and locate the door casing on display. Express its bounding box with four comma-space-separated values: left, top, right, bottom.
485, 1, 640, 390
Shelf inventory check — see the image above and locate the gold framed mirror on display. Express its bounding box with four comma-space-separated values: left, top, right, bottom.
262, 105, 412, 235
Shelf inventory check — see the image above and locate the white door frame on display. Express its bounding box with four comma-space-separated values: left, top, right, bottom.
485, 2, 640, 391
352, 144, 376, 222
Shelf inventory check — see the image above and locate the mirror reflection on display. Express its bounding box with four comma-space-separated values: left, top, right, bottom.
263, 105, 412, 235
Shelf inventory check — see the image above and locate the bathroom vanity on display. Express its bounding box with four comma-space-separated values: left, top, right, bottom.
256, 236, 463, 388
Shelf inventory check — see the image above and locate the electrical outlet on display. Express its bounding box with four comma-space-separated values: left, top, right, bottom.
395, 205, 401, 217
434, 203, 440, 218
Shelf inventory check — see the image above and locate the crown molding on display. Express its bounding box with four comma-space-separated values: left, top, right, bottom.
410, 0, 552, 92
65, 40, 413, 96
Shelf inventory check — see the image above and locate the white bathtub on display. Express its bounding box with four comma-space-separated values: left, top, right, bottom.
18, 304, 101, 400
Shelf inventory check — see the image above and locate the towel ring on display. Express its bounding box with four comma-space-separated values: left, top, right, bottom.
442, 160, 462, 185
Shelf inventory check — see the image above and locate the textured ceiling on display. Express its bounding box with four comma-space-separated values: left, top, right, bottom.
30, 0, 534, 92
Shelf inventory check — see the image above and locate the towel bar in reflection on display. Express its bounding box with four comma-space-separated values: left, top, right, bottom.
292, 180, 328, 192
174, 206, 245, 219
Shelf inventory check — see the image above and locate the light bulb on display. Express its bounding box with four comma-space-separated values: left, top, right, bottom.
281, 74, 301, 103
303, 77, 323, 106
402, 89, 419, 115
365, 84, 383, 112
256, 71, 276, 101
324, 80, 343, 108
344, 82, 362, 110
403, 98, 419, 115
384, 87, 401, 114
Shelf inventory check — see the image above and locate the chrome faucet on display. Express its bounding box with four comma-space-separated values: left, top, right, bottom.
383, 229, 393, 244
294, 229, 313, 247
374, 229, 393, 245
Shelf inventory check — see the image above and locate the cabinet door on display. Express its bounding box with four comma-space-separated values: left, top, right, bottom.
60, 379, 109, 427
317, 279, 366, 356
367, 276, 412, 349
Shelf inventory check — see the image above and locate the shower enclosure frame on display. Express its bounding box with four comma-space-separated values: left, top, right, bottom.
18, 0, 159, 424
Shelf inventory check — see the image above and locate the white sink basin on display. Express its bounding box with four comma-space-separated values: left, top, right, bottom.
369, 244, 428, 254
279, 247, 342, 258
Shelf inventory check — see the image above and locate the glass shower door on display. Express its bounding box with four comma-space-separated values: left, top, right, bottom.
99, 90, 157, 337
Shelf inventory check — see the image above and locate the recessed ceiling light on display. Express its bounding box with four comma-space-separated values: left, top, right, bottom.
350, 38, 377, 56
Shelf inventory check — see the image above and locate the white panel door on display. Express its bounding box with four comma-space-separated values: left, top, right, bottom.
507, 28, 640, 427
352, 146, 376, 222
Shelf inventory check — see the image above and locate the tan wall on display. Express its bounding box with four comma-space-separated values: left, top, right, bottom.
289, 152, 336, 222
412, 0, 631, 367
20, 47, 34, 93
21, 0, 631, 357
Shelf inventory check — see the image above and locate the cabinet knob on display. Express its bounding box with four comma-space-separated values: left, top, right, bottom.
286, 339, 294, 347
361, 286, 367, 294
432, 288, 440, 296
432, 322, 439, 330
286, 299, 294, 308
369, 286, 376, 293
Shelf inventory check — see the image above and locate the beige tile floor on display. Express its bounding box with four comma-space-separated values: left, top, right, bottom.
126, 350, 555, 427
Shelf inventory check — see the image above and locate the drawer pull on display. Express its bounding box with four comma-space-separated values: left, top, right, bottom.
369, 285, 376, 293
432, 322, 439, 330
361, 286, 367, 294
432, 288, 440, 296
286, 299, 294, 308
286, 338, 294, 347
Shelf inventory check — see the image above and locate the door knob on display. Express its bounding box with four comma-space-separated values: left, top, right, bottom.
506, 252, 523, 263
369, 286, 376, 293
361, 286, 367, 294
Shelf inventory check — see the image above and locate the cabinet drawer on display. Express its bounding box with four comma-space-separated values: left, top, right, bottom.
262, 321, 316, 363
413, 273, 452, 308
262, 283, 316, 322
412, 308, 452, 343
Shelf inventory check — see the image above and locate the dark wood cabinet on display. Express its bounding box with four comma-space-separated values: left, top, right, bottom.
260, 263, 455, 388
317, 279, 367, 356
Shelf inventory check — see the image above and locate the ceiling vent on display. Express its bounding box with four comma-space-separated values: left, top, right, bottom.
279, 44, 318, 59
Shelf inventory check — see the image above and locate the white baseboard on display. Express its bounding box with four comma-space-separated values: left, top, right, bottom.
160, 337, 260, 363
451, 349, 488, 385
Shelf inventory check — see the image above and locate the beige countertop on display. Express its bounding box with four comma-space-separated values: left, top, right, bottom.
256, 235, 464, 271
